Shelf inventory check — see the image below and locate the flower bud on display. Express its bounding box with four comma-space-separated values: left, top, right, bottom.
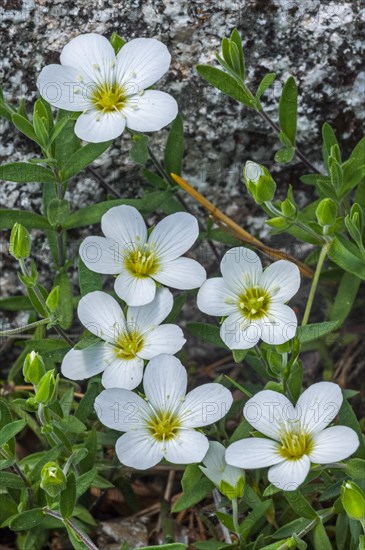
40, 462, 66, 497
281, 197, 297, 218
244, 161, 276, 204
9, 223, 31, 260
341, 481, 365, 521
23, 351, 46, 385
46, 286, 60, 314
35, 370, 58, 404
200, 441, 245, 500
315, 198, 338, 227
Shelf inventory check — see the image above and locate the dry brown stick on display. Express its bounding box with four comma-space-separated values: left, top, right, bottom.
170, 173, 314, 279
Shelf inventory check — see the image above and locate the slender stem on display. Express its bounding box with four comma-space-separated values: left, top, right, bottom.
231, 497, 241, 538
0, 318, 50, 336
86, 166, 123, 198
257, 110, 321, 175
44, 509, 100, 550
301, 242, 330, 326
276, 510, 333, 550
263, 202, 325, 244
212, 489, 232, 544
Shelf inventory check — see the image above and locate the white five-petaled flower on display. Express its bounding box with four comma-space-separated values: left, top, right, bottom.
79, 205, 206, 306
197, 247, 300, 349
37, 33, 178, 143
225, 382, 359, 491
61, 288, 185, 390
94, 354, 233, 469
200, 441, 245, 499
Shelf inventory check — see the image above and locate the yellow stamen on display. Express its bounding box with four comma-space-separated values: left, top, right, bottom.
124, 244, 159, 278
279, 428, 313, 460
91, 82, 126, 113
116, 331, 144, 360
238, 286, 270, 320
147, 411, 181, 442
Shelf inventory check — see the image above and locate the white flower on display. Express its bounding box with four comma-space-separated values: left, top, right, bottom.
197, 246, 300, 349
200, 441, 245, 499
79, 205, 206, 306
61, 288, 185, 390
94, 354, 233, 469
37, 33, 178, 143
225, 382, 359, 492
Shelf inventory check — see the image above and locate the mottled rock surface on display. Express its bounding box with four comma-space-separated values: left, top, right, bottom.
0, 0, 363, 349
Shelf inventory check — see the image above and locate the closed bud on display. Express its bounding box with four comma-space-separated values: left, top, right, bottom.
341, 481, 365, 521
35, 370, 58, 404
23, 351, 46, 385
46, 286, 60, 314
244, 161, 276, 204
200, 441, 245, 500
40, 462, 66, 497
9, 223, 31, 260
316, 198, 338, 227
281, 197, 297, 218
266, 217, 290, 229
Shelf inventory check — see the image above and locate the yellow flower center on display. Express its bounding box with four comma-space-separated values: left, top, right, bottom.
279, 429, 313, 460
116, 331, 144, 360
238, 286, 270, 320
124, 245, 159, 278
147, 411, 181, 442
91, 83, 126, 113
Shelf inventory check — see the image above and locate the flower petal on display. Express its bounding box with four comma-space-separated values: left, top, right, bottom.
225, 438, 283, 469
308, 426, 359, 463
295, 382, 343, 435
164, 429, 209, 464
102, 356, 144, 390
74, 110, 126, 143
243, 390, 296, 441
114, 270, 156, 306
149, 212, 199, 261
37, 64, 91, 111
220, 247, 262, 294
268, 455, 311, 491
116, 38, 171, 91
124, 90, 178, 133
220, 311, 262, 350
143, 354, 187, 412
79, 236, 123, 274
60, 33, 116, 83
153, 258, 206, 290
179, 383, 233, 428
94, 388, 150, 432
261, 260, 301, 303
197, 278, 239, 316
77, 291, 126, 344
101, 205, 147, 249
126, 287, 173, 332
138, 325, 186, 360
115, 430, 163, 469
261, 303, 297, 345
61, 342, 111, 380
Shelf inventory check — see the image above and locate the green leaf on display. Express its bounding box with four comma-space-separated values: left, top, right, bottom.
60, 141, 112, 181
164, 294, 186, 323
0, 472, 25, 489
78, 257, 102, 296
255, 72, 276, 108
273, 517, 312, 539
343, 136, 365, 185
196, 65, 255, 108
0, 209, 51, 230
75, 469, 98, 499
313, 522, 332, 550
285, 490, 318, 519
230, 28, 245, 79
329, 271, 361, 325
339, 398, 365, 458
275, 146, 295, 163
239, 500, 272, 539
345, 458, 365, 479
186, 322, 227, 349
142, 168, 168, 189
0, 295, 32, 311
172, 477, 214, 512
12, 113, 40, 144
322, 122, 339, 169
60, 472, 77, 519
286, 361, 303, 402
9, 509, 45, 531
57, 416, 87, 434
130, 134, 149, 165
110, 32, 126, 54
0, 162, 56, 183
279, 76, 298, 145
297, 321, 339, 343
164, 113, 184, 176
0, 419, 26, 447
65, 191, 171, 228
232, 349, 248, 363
181, 464, 202, 493
336, 512, 349, 550
138, 545, 187, 550
75, 380, 102, 424
54, 113, 80, 165
328, 236, 365, 280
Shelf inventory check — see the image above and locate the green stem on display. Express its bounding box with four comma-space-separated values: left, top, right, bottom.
276, 510, 333, 550
301, 243, 330, 326
231, 497, 240, 537
44, 509, 100, 550
0, 318, 50, 336
263, 202, 325, 244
